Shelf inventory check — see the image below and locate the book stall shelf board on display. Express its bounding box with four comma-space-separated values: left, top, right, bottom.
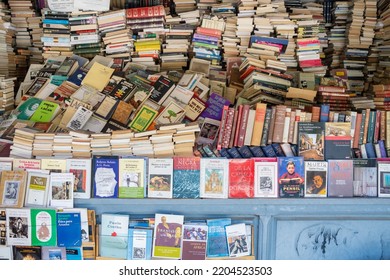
75, 198, 390, 260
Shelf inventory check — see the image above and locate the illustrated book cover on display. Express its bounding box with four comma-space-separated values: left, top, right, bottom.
206, 218, 231, 258
377, 161, 390, 198
6, 208, 31, 246
66, 158, 92, 199
31, 208, 57, 247
254, 157, 278, 198
41, 246, 67, 260
327, 159, 354, 197
147, 158, 174, 199
24, 171, 50, 208
324, 122, 352, 160
181, 224, 208, 260
304, 161, 328, 198
200, 158, 229, 199
298, 122, 325, 161
277, 156, 305, 198
127, 227, 153, 260
0, 170, 27, 208
92, 155, 119, 198
228, 158, 255, 198
13, 246, 42, 260
353, 159, 377, 197
48, 172, 74, 208
226, 223, 250, 258
172, 156, 201, 199
118, 157, 146, 199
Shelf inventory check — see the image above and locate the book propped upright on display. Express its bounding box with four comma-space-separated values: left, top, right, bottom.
57, 212, 82, 248
206, 218, 231, 258
92, 155, 119, 198
173, 156, 201, 199
100, 213, 129, 259
228, 158, 255, 198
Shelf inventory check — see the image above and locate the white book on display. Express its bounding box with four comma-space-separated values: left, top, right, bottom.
254, 159, 278, 198
24, 171, 50, 207
66, 158, 92, 199
48, 172, 75, 209
200, 158, 229, 199
282, 107, 291, 143
66, 106, 94, 131
61, 208, 90, 243
100, 213, 129, 259
147, 158, 174, 199
225, 223, 250, 257
40, 158, 67, 173
0, 157, 13, 171
6, 208, 31, 246
304, 161, 328, 198
244, 109, 256, 146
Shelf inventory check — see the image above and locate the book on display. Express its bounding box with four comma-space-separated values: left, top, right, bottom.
378, 161, 390, 198
278, 157, 305, 198
48, 172, 74, 208
181, 224, 208, 260
82, 62, 115, 91
13, 246, 42, 260
128, 105, 159, 132
29, 100, 60, 123
228, 158, 255, 198
65, 247, 83, 260
353, 159, 377, 197
24, 171, 50, 207
41, 247, 67, 260
118, 157, 146, 198
92, 155, 119, 198
196, 117, 221, 145
30, 208, 57, 247
6, 208, 31, 246
298, 122, 325, 161
327, 160, 354, 198
0, 170, 27, 208
206, 218, 231, 258
100, 213, 129, 259
153, 213, 184, 259
226, 223, 250, 257
172, 156, 201, 199
147, 158, 174, 199
250, 103, 267, 146
200, 158, 229, 199
254, 158, 278, 198
324, 122, 352, 160
127, 227, 153, 260
41, 158, 67, 173
66, 158, 92, 199
56, 212, 82, 247
304, 161, 328, 198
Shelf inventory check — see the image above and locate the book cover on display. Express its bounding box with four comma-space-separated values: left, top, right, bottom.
129, 105, 159, 132
228, 158, 255, 198
155, 101, 186, 125
41, 158, 67, 173
66, 158, 92, 199
327, 160, 354, 198
353, 159, 377, 197
200, 93, 231, 121
0, 170, 27, 208
61, 208, 90, 243
65, 247, 83, 260
48, 172, 74, 208
82, 62, 115, 91
206, 218, 231, 258
6, 208, 31, 246
100, 213, 129, 259
226, 223, 250, 257
31, 208, 57, 247
127, 228, 153, 260
378, 161, 390, 197
182, 224, 208, 260
56, 212, 82, 247
278, 157, 305, 198
24, 171, 50, 208
13, 159, 41, 171
29, 100, 60, 123
92, 155, 119, 198
118, 157, 146, 198
196, 117, 221, 145
153, 213, 184, 259
0, 209, 6, 247
15, 97, 43, 120
200, 158, 229, 199
304, 161, 328, 198
13, 246, 42, 260
254, 158, 278, 198
298, 122, 325, 161
173, 156, 201, 199
324, 122, 352, 160
148, 158, 174, 199
41, 246, 67, 260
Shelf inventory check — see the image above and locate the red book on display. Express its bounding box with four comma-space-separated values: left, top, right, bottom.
233, 105, 243, 147
299, 59, 323, 68
126, 5, 165, 19
222, 107, 235, 149
229, 108, 239, 148
236, 104, 250, 147
196, 27, 222, 39
353, 113, 362, 149
216, 105, 229, 150
228, 158, 255, 198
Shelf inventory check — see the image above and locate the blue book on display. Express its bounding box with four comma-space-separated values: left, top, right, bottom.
320, 104, 330, 122
65, 247, 83, 260
57, 212, 82, 247
378, 140, 388, 158
237, 145, 254, 158
127, 228, 153, 260
271, 143, 286, 157
43, 19, 69, 25
249, 146, 266, 157
219, 148, 231, 158
92, 155, 119, 198
173, 157, 201, 199
261, 145, 277, 157
206, 218, 231, 258
290, 144, 299, 156
365, 142, 376, 158
67, 68, 87, 86
227, 147, 242, 158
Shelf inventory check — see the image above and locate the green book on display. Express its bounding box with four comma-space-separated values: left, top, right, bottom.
15, 97, 42, 120
30, 100, 60, 122
129, 105, 158, 132
31, 208, 57, 247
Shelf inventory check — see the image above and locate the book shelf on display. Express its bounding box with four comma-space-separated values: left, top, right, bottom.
75, 197, 390, 260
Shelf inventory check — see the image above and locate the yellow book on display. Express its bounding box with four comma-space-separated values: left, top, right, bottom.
82, 62, 115, 92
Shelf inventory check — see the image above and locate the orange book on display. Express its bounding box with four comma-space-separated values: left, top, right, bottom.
250, 103, 267, 146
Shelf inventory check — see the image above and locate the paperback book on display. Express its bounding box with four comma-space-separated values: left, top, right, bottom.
254, 158, 278, 198
200, 158, 229, 199
172, 156, 201, 199
304, 161, 328, 197
277, 157, 305, 198
147, 158, 174, 199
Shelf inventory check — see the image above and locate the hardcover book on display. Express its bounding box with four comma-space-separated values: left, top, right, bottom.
173, 156, 201, 199
31, 208, 57, 247
327, 160, 354, 197
118, 157, 146, 199
254, 158, 278, 198
6, 208, 31, 246
92, 155, 119, 198
298, 122, 325, 161
353, 159, 377, 197
0, 170, 27, 208
228, 158, 255, 198
226, 223, 250, 257
200, 158, 229, 199
147, 158, 174, 199
304, 161, 328, 198
66, 158, 92, 199
277, 157, 305, 198
153, 213, 184, 259
100, 213, 129, 259
56, 212, 82, 247
206, 218, 231, 258
181, 224, 208, 260
127, 228, 153, 260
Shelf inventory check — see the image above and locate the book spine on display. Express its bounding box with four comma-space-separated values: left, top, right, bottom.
353, 113, 362, 149
282, 107, 291, 143
233, 105, 243, 147
261, 145, 277, 157
250, 103, 267, 146
386, 111, 390, 150
378, 139, 388, 158
374, 110, 381, 144
216, 105, 229, 150
358, 110, 367, 145
380, 110, 386, 141
229, 109, 239, 148
237, 105, 250, 147
260, 108, 272, 146
267, 106, 277, 145
287, 110, 296, 144
237, 146, 254, 158
362, 109, 371, 144
272, 105, 286, 143
222, 108, 235, 149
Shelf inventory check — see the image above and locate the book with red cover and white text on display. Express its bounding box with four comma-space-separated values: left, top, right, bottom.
228, 158, 254, 198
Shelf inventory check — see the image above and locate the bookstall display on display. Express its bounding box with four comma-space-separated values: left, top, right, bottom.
0, 0, 390, 260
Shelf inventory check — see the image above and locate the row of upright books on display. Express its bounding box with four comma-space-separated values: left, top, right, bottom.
2, 155, 390, 202
0, 207, 254, 260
